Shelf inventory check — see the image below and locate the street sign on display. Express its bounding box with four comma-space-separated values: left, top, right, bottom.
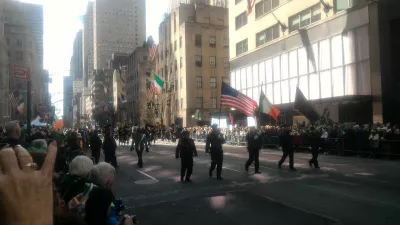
73, 80, 83, 94
14, 65, 30, 80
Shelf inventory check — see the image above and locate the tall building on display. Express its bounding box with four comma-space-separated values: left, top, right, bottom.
156, 3, 229, 127
2, 1, 45, 122
229, 0, 400, 125
71, 30, 83, 81
19, 2, 44, 69
0, 1, 9, 124
89, 68, 114, 126
83, 1, 94, 88
126, 46, 154, 126
92, 0, 146, 70
168, 0, 228, 12
63, 76, 73, 128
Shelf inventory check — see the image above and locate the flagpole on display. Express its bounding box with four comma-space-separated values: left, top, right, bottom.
27, 80, 32, 139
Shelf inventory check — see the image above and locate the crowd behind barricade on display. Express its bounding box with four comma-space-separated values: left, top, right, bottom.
185, 122, 400, 158
0, 121, 136, 225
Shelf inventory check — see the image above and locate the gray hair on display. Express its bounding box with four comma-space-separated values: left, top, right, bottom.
69, 156, 94, 179
5, 120, 19, 136
90, 162, 116, 188
32, 139, 47, 149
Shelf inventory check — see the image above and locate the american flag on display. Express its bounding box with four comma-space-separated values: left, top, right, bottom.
146, 76, 155, 99
149, 42, 158, 62
8, 92, 18, 109
246, 0, 256, 16
221, 82, 258, 116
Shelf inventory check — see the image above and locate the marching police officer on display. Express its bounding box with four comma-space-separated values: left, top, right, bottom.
278, 125, 296, 170
245, 126, 263, 173
175, 130, 198, 182
206, 124, 225, 180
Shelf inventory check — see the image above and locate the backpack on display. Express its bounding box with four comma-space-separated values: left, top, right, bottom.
67, 183, 95, 217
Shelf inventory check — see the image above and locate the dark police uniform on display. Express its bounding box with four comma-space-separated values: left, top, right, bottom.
206, 127, 225, 180
175, 133, 198, 182
278, 128, 296, 170
245, 128, 263, 173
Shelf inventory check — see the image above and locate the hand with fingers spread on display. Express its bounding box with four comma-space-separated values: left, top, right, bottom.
0, 141, 58, 225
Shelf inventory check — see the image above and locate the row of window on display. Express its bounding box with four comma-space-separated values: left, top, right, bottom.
235, 0, 359, 56
195, 77, 217, 88
194, 56, 229, 68
5, 38, 33, 48
178, 97, 218, 110
159, 35, 228, 61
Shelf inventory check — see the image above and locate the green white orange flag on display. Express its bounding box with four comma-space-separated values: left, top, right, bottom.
153, 73, 165, 94
258, 90, 280, 121
17, 97, 24, 114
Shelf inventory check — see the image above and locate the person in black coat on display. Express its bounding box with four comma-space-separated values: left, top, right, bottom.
245, 126, 263, 173
102, 131, 118, 168
90, 130, 103, 164
206, 124, 225, 180
278, 125, 296, 170
176, 130, 198, 182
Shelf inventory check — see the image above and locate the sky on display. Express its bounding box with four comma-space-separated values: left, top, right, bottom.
20, 0, 168, 117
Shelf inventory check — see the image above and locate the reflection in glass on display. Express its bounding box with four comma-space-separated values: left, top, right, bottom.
266, 59, 273, 83
343, 30, 356, 64
298, 47, 308, 75
274, 82, 281, 104
235, 70, 241, 90
241, 68, 246, 89
331, 35, 343, 67
359, 60, 371, 95
230, 72, 235, 89
356, 26, 369, 61
247, 66, 253, 88
259, 61, 266, 85
273, 56, 280, 81
253, 86, 260, 105
289, 78, 297, 102
320, 38, 330, 70
309, 73, 320, 100
281, 53, 288, 79
320, 70, 332, 98
299, 75, 309, 99
345, 64, 356, 95
309, 43, 319, 73
266, 83, 273, 104
253, 64, 259, 87
332, 67, 344, 97
289, 50, 298, 77
281, 80, 289, 103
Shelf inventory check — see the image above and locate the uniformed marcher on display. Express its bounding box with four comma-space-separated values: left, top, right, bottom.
245, 126, 263, 173
131, 128, 148, 168
278, 125, 296, 170
308, 126, 321, 169
206, 124, 225, 180
175, 130, 198, 182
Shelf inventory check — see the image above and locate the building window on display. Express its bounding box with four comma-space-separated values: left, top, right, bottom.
235, 12, 247, 30
255, 0, 280, 19
236, 39, 248, 56
223, 77, 230, 85
210, 77, 217, 88
180, 77, 183, 89
256, 24, 280, 47
210, 56, 216, 68
195, 34, 202, 46
223, 37, 229, 47
289, 4, 321, 32
16, 39, 22, 47
212, 97, 217, 109
16, 51, 23, 60
195, 55, 202, 67
235, 0, 242, 4
334, 0, 359, 13
176, 99, 179, 110
174, 40, 177, 51
209, 36, 216, 47
180, 36, 182, 48
175, 59, 177, 70
181, 98, 183, 109
196, 97, 203, 108
196, 76, 202, 88
224, 58, 229, 69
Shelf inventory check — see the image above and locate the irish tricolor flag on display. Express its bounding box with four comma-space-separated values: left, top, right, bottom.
153, 73, 165, 94
17, 98, 24, 114
258, 90, 280, 121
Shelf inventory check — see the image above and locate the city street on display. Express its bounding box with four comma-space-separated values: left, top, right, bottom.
111, 141, 400, 225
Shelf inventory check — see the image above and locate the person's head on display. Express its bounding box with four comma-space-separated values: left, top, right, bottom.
32, 139, 48, 149
69, 156, 94, 179
67, 132, 78, 147
211, 124, 219, 133
181, 130, 190, 138
249, 126, 256, 132
5, 120, 21, 139
90, 162, 116, 189
85, 188, 114, 225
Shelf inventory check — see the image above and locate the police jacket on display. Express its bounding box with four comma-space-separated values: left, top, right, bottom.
175, 137, 198, 158
205, 132, 225, 153
246, 131, 263, 151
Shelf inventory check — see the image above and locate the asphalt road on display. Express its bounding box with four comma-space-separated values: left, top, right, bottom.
110, 140, 400, 225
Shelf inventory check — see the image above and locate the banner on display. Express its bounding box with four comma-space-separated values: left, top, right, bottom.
14, 65, 30, 80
